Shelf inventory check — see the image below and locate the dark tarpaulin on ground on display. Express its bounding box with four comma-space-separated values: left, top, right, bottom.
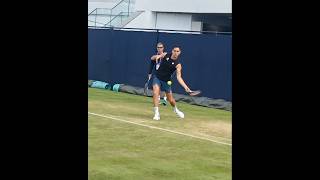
119, 85, 232, 111
88, 80, 231, 111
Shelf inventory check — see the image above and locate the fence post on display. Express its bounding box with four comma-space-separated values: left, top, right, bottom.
156, 29, 159, 44
95, 10, 97, 28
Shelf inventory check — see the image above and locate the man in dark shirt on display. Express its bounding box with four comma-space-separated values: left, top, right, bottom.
151, 46, 192, 120
149, 42, 167, 105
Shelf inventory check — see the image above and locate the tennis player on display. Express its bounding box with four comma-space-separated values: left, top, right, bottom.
151, 46, 191, 120
149, 42, 167, 105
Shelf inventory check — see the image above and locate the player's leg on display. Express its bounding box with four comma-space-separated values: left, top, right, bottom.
153, 85, 160, 107
162, 81, 184, 119
159, 91, 167, 105
165, 91, 176, 106
165, 92, 184, 119
163, 93, 167, 102
152, 78, 161, 120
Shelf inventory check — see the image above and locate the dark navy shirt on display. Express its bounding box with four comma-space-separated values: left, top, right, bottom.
155, 53, 180, 81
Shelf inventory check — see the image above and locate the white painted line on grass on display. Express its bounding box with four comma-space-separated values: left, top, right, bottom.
199, 134, 232, 141
88, 112, 232, 146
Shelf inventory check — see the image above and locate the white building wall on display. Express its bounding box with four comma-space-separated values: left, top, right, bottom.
89, 0, 231, 31
124, 12, 195, 31
155, 13, 192, 31
191, 21, 202, 31
124, 11, 156, 29
135, 0, 231, 13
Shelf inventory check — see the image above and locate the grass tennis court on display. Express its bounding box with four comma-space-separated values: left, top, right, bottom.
88, 88, 232, 180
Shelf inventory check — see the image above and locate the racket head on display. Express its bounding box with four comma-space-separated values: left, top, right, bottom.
144, 82, 149, 95
188, 90, 201, 96
144, 78, 151, 96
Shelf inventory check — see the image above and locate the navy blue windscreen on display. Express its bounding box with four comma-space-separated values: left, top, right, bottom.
88, 29, 232, 101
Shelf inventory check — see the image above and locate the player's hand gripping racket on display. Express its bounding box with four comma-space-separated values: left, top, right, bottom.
186, 90, 201, 96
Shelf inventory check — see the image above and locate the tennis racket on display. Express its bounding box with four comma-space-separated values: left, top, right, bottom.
187, 90, 201, 96
144, 77, 151, 96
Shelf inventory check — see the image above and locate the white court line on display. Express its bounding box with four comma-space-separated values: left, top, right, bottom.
88, 112, 232, 146
199, 133, 232, 142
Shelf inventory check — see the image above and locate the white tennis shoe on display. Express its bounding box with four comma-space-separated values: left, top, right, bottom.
174, 109, 184, 119
153, 112, 160, 120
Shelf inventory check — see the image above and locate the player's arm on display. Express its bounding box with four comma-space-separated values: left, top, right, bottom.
150, 55, 160, 61
150, 52, 167, 61
176, 64, 191, 92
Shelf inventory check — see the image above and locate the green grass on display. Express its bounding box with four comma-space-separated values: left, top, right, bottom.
89, 88, 232, 180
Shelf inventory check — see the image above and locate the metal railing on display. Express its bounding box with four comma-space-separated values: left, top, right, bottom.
88, 26, 232, 36
88, 0, 133, 27
105, 12, 130, 27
